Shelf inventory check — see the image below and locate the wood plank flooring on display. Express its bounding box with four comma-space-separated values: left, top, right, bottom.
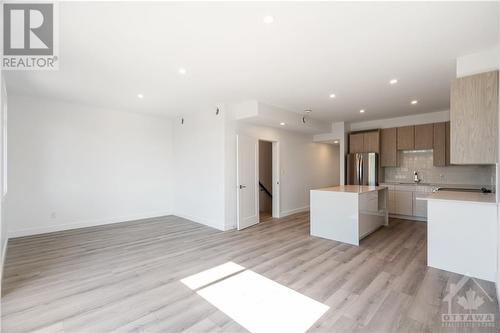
1, 213, 499, 332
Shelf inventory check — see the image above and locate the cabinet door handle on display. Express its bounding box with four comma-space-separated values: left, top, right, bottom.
239, 185, 247, 189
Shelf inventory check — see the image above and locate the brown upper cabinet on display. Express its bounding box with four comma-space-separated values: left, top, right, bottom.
349, 131, 380, 153
433, 122, 450, 167
445, 122, 450, 165
349, 133, 364, 153
363, 131, 380, 153
380, 128, 398, 167
450, 70, 498, 164
414, 124, 434, 150
397, 126, 414, 150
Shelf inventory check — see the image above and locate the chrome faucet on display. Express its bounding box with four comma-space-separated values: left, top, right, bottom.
413, 171, 421, 183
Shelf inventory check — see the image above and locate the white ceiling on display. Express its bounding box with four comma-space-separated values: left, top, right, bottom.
5, 1, 500, 122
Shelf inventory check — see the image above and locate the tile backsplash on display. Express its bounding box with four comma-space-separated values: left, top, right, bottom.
384, 150, 495, 186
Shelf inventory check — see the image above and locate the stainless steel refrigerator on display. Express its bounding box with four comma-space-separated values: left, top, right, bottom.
346, 153, 378, 186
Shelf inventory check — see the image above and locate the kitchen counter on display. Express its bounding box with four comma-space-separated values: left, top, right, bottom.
313, 185, 387, 194
381, 182, 493, 189
425, 190, 497, 282
422, 191, 496, 205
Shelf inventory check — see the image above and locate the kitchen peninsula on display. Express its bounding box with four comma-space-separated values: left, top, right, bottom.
310, 185, 388, 245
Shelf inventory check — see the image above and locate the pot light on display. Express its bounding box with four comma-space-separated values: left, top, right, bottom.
280, 122, 285, 126
178, 67, 187, 75
263, 15, 274, 24
334, 140, 339, 144
329, 93, 336, 99
411, 100, 418, 105
137, 93, 144, 99
389, 78, 398, 85
359, 109, 365, 113
305, 109, 312, 113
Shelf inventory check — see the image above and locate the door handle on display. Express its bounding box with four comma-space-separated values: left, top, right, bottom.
239, 185, 247, 189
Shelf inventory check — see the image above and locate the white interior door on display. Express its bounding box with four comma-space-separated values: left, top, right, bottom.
237, 135, 259, 230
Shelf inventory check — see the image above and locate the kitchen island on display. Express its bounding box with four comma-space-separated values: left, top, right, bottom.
310, 185, 388, 246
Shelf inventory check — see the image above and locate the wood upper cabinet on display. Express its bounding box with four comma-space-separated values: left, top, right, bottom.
349, 133, 364, 153
433, 122, 447, 166
450, 70, 498, 164
397, 126, 414, 150
380, 128, 397, 167
414, 124, 433, 149
363, 131, 380, 153
445, 121, 450, 165
349, 131, 380, 153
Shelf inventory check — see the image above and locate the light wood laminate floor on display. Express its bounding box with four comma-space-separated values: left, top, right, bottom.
2, 213, 499, 332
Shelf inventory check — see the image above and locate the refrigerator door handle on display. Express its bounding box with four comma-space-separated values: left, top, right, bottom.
359, 154, 363, 185
356, 155, 359, 184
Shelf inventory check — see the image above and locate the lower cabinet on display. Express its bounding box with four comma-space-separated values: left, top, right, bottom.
413, 192, 430, 218
394, 191, 413, 216
385, 184, 433, 220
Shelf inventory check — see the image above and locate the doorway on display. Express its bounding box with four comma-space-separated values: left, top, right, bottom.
237, 136, 280, 230
258, 140, 273, 221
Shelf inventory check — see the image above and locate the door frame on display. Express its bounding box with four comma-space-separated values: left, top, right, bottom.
271, 141, 280, 218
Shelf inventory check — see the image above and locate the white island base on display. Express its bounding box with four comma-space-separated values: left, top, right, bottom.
310, 185, 388, 246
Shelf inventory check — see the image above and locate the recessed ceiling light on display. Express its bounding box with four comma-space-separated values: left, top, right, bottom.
329, 93, 336, 99
411, 100, 418, 105
359, 109, 365, 113
178, 67, 187, 75
305, 109, 312, 113
263, 15, 274, 24
389, 78, 398, 85
137, 93, 144, 99
280, 122, 285, 126
334, 140, 339, 144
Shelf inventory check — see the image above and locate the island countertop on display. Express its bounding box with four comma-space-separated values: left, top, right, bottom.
311, 185, 387, 194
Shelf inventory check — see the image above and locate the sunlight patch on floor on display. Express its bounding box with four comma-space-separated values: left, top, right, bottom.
181, 262, 329, 333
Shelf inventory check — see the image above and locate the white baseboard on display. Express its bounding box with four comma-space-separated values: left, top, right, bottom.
280, 206, 310, 218
7, 211, 173, 238
173, 212, 226, 231
388, 214, 427, 222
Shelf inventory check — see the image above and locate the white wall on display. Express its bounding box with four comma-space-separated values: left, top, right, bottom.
5, 96, 173, 237
457, 47, 499, 78
172, 107, 227, 230
0, 74, 7, 282
237, 123, 340, 220
314, 121, 347, 184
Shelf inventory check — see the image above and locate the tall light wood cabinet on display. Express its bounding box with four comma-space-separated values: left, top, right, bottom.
450, 70, 498, 164
397, 126, 415, 150
380, 128, 398, 167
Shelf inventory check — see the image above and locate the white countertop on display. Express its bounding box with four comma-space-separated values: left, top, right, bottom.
312, 185, 387, 194
421, 191, 496, 205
